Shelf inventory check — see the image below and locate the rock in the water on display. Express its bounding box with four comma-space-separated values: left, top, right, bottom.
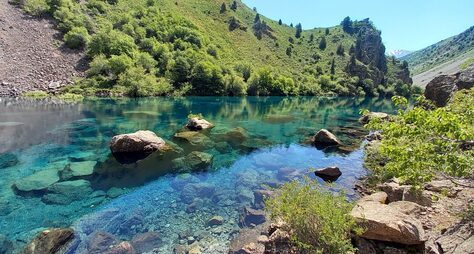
59, 161, 97, 180
14, 168, 59, 192
263, 114, 295, 124
42, 180, 93, 205
173, 131, 214, 149
22, 228, 74, 254
314, 166, 342, 182
130, 232, 161, 253
311, 129, 341, 147
350, 201, 426, 245
181, 183, 215, 203
240, 207, 266, 227
0, 153, 18, 169
359, 112, 389, 124
110, 130, 166, 163
103, 241, 136, 254
106, 187, 126, 198
172, 151, 213, 172
186, 117, 214, 131
0, 234, 13, 254
207, 216, 224, 226
88, 231, 117, 254
424, 65, 474, 107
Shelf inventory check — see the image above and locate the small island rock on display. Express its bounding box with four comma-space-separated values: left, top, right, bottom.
186, 117, 214, 131
314, 166, 342, 182
311, 129, 341, 147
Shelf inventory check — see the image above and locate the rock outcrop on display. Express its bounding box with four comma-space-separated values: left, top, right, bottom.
311, 129, 341, 147
109, 130, 166, 163
314, 166, 342, 182
424, 64, 474, 106
22, 228, 74, 254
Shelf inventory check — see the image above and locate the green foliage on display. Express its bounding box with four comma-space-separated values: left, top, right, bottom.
365, 90, 474, 187
22, 90, 49, 99
248, 68, 298, 95
319, 37, 327, 50
295, 23, 302, 38
265, 178, 361, 254
117, 67, 172, 96
64, 26, 90, 49
224, 74, 247, 96
187, 112, 203, 119
23, 0, 49, 16
460, 57, 474, 70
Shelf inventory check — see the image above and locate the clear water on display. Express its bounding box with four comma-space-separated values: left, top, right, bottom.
0, 96, 395, 253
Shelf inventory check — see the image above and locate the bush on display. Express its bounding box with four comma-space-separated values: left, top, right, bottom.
224, 74, 247, 96
117, 67, 171, 96
23, 0, 49, 16
88, 30, 138, 57
365, 91, 474, 187
64, 26, 90, 49
266, 178, 361, 254
22, 90, 49, 98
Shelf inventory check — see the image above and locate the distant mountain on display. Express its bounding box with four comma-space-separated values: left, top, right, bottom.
402, 26, 474, 75
387, 50, 412, 58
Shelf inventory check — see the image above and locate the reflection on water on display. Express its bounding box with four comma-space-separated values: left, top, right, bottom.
0, 96, 395, 253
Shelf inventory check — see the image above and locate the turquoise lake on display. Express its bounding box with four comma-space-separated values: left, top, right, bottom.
0, 96, 395, 253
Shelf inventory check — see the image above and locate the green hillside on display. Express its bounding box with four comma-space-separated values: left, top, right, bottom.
402, 26, 474, 75
21, 0, 416, 97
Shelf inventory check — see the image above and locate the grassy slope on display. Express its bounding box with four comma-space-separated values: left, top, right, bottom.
161, 0, 356, 77
402, 25, 474, 75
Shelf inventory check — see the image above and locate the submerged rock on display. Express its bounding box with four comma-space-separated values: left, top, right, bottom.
106, 187, 126, 198
59, 161, 97, 180
88, 231, 117, 254
14, 168, 60, 192
42, 180, 93, 205
173, 131, 214, 149
0, 153, 19, 169
130, 232, 161, 253
0, 234, 13, 254
314, 166, 342, 182
103, 241, 136, 254
350, 201, 426, 245
110, 130, 166, 163
181, 183, 215, 203
212, 127, 248, 146
311, 129, 341, 148
22, 228, 74, 254
172, 151, 213, 172
263, 114, 296, 124
186, 117, 214, 131
240, 207, 266, 227
207, 216, 224, 226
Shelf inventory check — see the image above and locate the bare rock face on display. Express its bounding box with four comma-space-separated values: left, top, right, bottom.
186, 117, 214, 131
314, 166, 342, 182
424, 64, 474, 107
428, 221, 474, 254
311, 129, 341, 147
350, 201, 426, 245
110, 130, 166, 163
22, 228, 74, 254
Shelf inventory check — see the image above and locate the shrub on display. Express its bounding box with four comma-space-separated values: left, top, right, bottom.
22, 90, 49, 98
117, 67, 171, 96
365, 91, 474, 187
88, 30, 138, 57
224, 74, 247, 96
191, 61, 225, 95
266, 178, 361, 254
64, 26, 90, 49
23, 0, 49, 16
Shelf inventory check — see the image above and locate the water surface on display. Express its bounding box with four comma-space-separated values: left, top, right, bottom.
0, 96, 395, 253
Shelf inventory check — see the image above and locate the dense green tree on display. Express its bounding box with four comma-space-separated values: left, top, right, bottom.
230, 0, 237, 11
228, 16, 240, 31
349, 44, 355, 55
336, 44, 344, 55
278, 19, 282, 25
64, 26, 90, 49
309, 33, 314, 42
191, 61, 225, 95
319, 36, 327, 50
402, 60, 409, 69
290, 23, 293, 27
286, 47, 292, 56
254, 13, 260, 23
234, 63, 252, 81
325, 28, 329, 35
341, 16, 353, 34
295, 23, 302, 38
330, 58, 335, 75
220, 2, 227, 13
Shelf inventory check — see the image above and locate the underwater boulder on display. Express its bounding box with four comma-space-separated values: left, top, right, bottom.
87, 231, 118, 254
173, 131, 214, 150
42, 180, 93, 205
263, 114, 296, 124
207, 216, 224, 226
0, 153, 19, 169
240, 207, 266, 227
181, 183, 215, 203
186, 117, 214, 131
110, 130, 166, 164
13, 168, 60, 193
314, 166, 342, 182
212, 127, 248, 146
172, 151, 213, 173
170, 173, 200, 190
22, 228, 74, 254
0, 234, 13, 254
130, 232, 162, 253
311, 129, 341, 148
59, 161, 97, 180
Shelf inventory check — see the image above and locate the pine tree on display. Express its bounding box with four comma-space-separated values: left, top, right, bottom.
319, 37, 327, 50
286, 47, 292, 56
220, 2, 227, 13
230, 0, 237, 11
341, 16, 353, 34
254, 13, 260, 23
349, 45, 355, 55
290, 23, 293, 27
278, 19, 282, 25
330, 58, 335, 75
309, 34, 314, 42
336, 44, 344, 55
325, 28, 329, 35
295, 23, 302, 38
228, 16, 240, 31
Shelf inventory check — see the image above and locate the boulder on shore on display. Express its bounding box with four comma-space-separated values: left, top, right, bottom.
109, 130, 166, 164
359, 112, 389, 124
350, 201, 426, 245
22, 228, 74, 254
311, 129, 341, 147
186, 117, 214, 131
314, 166, 342, 182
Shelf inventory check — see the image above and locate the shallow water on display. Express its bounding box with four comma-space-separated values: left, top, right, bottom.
0, 96, 395, 253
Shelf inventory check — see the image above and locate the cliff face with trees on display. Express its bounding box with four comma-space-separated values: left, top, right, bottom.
17, 0, 417, 97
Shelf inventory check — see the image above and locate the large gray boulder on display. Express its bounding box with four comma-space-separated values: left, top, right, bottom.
424, 65, 474, 107
186, 117, 214, 131
311, 129, 341, 147
350, 201, 426, 245
429, 221, 473, 254
110, 130, 166, 154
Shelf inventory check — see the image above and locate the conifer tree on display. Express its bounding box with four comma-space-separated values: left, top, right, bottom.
254, 13, 260, 23
336, 44, 344, 55
330, 58, 335, 74
278, 19, 282, 25
319, 37, 327, 50
309, 34, 314, 42
220, 2, 227, 13
295, 23, 302, 38
341, 16, 353, 34
325, 28, 329, 35
286, 47, 292, 56
230, 0, 237, 11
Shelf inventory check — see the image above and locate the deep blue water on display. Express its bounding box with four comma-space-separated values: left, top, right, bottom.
0, 96, 395, 253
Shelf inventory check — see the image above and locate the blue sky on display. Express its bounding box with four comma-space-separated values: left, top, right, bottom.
242, 0, 474, 51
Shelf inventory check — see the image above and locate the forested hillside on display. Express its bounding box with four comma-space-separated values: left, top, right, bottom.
402, 26, 474, 75
19, 0, 416, 97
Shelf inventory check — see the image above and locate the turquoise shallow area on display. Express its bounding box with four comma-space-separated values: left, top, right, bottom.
0, 96, 395, 253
